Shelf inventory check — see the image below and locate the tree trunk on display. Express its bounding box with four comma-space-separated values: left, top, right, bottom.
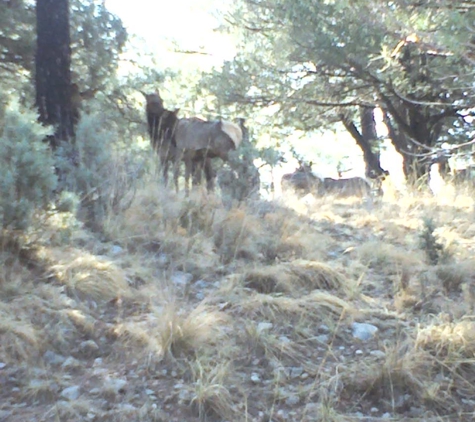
35, 0, 74, 148
382, 110, 429, 181
341, 108, 387, 179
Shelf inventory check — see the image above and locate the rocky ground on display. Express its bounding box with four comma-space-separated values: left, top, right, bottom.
1, 182, 475, 422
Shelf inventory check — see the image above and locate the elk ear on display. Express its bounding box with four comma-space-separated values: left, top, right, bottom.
172, 108, 180, 116
139, 90, 148, 98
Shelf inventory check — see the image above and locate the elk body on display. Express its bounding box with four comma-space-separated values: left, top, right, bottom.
281, 163, 373, 197
281, 163, 321, 195
322, 177, 372, 197
142, 91, 242, 193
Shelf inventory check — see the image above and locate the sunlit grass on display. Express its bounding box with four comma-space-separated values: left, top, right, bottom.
1, 174, 475, 420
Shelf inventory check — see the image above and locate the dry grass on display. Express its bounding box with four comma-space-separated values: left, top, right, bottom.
2, 177, 475, 421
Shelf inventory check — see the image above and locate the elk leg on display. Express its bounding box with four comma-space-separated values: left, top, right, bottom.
204, 158, 215, 192
192, 159, 203, 188
173, 160, 180, 193
184, 159, 192, 195
162, 157, 169, 187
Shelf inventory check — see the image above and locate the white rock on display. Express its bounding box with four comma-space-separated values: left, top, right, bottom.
79, 340, 100, 356
110, 245, 124, 256
370, 350, 386, 358
250, 373, 261, 383
285, 395, 300, 406
104, 377, 127, 393
170, 271, 193, 286
61, 385, 81, 401
257, 322, 273, 333
352, 322, 379, 341
43, 351, 65, 365
316, 334, 329, 343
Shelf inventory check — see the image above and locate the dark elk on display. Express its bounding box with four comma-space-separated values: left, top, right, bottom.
281, 162, 321, 195
142, 90, 242, 193
141, 91, 180, 190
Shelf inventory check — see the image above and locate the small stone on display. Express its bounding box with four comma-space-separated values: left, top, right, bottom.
61, 356, 80, 370
352, 322, 378, 341
110, 245, 124, 256
79, 340, 100, 357
355, 349, 364, 355
61, 385, 81, 401
104, 377, 127, 394
285, 395, 300, 406
257, 322, 273, 333
178, 389, 190, 401
370, 407, 379, 413
288, 367, 304, 378
0, 362, 5, 369
170, 271, 193, 287
250, 373, 261, 383
145, 389, 154, 395
194, 279, 209, 289
118, 404, 137, 413
157, 253, 169, 266
370, 350, 386, 359
43, 351, 66, 365
316, 334, 329, 343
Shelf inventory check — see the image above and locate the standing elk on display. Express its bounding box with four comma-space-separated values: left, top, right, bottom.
142, 91, 242, 193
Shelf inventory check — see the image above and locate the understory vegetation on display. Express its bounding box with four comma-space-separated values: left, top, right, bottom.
1, 143, 475, 421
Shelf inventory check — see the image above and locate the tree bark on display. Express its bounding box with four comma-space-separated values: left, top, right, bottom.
382, 110, 429, 180
35, 0, 74, 148
341, 108, 387, 179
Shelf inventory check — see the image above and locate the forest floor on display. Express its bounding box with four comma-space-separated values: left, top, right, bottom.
1, 177, 475, 422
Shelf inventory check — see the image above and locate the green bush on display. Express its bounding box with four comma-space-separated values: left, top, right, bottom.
0, 100, 57, 230
56, 113, 142, 229
418, 217, 447, 265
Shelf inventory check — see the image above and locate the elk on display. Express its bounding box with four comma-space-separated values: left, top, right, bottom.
142, 91, 242, 193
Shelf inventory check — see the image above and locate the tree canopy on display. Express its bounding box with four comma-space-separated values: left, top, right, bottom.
205, 0, 475, 176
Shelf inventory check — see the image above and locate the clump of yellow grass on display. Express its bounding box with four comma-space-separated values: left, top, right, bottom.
243, 259, 350, 296
114, 301, 231, 361
50, 249, 130, 303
